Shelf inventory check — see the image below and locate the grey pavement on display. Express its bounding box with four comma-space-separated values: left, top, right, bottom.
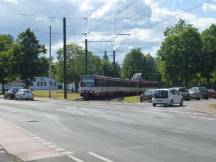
0, 98, 216, 162
0, 147, 16, 162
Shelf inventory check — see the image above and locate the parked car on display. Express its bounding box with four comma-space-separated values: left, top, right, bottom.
173, 87, 190, 101
15, 89, 34, 100
4, 87, 20, 100
140, 89, 155, 103
208, 89, 216, 99
152, 88, 183, 107
189, 87, 209, 100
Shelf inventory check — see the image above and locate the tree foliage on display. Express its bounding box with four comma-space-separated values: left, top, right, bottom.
121, 48, 158, 80
200, 24, 216, 86
13, 28, 48, 86
157, 19, 202, 87
0, 35, 14, 93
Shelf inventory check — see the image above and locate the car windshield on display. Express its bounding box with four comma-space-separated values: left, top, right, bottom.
199, 87, 208, 92
24, 90, 31, 93
144, 90, 154, 95
154, 90, 168, 98
178, 88, 188, 92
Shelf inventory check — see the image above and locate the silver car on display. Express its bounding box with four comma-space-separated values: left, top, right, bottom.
15, 89, 34, 100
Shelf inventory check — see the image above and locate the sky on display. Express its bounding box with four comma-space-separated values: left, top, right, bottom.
0, 0, 216, 63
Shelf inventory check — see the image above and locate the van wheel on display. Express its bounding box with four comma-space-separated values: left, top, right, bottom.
169, 100, 173, 107
180, 99, 183, 106
153, 104, 156, 107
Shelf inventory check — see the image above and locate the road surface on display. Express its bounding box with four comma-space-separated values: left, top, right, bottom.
0, 98, 216, 162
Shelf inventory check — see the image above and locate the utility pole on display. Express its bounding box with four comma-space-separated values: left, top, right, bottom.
85, 38, 88, 75
63, 17, 67, 99
137, 79, 139, 102
113, 50, 116, 65
49, 26, 52, 98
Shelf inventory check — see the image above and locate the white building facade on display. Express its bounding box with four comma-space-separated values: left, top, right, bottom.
32, 77, 60, 90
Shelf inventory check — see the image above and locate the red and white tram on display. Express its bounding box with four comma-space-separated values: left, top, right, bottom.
80, 75, 158, 99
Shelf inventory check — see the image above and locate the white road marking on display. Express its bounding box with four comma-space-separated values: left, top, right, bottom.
38, 139, 46, 142
33, 137, 41, 140
48, 144, 58, 149
43, 142, 51, 145
62, 151, 73, 155
68, 155, 85, 162
163, 129, 186, 134
54, 148, 65, 152
29, 134, 37, 137
15, 126, 22, 129
88, 152, 114, 162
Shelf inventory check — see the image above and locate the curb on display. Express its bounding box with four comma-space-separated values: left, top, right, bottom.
0, 146, 23, 162
191, 109, 216, 116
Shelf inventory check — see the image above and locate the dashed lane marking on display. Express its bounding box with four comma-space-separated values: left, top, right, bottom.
162, 129, 186, 134
55, 148, 66, 152
0, 151, 5, 154
68, 155, 85, 162
62, 151, 73, 155
48, 144, 58, 149
88, 152, 114, 162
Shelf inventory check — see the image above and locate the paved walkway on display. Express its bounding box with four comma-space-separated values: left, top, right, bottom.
190, 99, 216, 115
0, 118, 62, 162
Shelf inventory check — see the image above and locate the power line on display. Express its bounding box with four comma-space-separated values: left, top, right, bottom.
143, 0, 214, 29
127, 0, 154, 19
112, 0, 214, 47
90, 0, 141, 33
86, 0, 107, 18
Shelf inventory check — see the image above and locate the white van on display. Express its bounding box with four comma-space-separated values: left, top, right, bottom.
152, 89, 183, 107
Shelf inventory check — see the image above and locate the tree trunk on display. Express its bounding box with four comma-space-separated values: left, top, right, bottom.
207, 76, 210, 88
2, 82, 5, 94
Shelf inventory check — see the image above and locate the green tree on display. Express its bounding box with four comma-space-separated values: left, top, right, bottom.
13, 28, 48, 87
102, 51, 113, 76
201, 24, 216, 87
143, 54, 159, 81
0, 35, 14, 93
157, 19, 202, 87
121, 48, 145, 79
55, 43, 103, 90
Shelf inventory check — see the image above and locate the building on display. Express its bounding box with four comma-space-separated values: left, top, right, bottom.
32, 77, 60, 90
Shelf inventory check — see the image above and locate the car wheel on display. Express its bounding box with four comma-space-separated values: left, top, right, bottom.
196, 98, 200, 100
169, 100, 173, 107
180, 99, 183, 106
149, 98, 152, 103
153, 103, 156, 107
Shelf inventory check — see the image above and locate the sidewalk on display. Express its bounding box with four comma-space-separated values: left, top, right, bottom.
190, 100, 216, 115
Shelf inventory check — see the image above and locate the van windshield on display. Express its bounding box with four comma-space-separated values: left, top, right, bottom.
154, 90, 168, 98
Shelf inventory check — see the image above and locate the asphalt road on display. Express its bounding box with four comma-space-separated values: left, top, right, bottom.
0, 98, 216, 162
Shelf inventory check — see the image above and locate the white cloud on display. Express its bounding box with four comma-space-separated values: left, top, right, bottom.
1, 0, 17, 3
0, 0, 216, 63
202, 2, 216, 12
